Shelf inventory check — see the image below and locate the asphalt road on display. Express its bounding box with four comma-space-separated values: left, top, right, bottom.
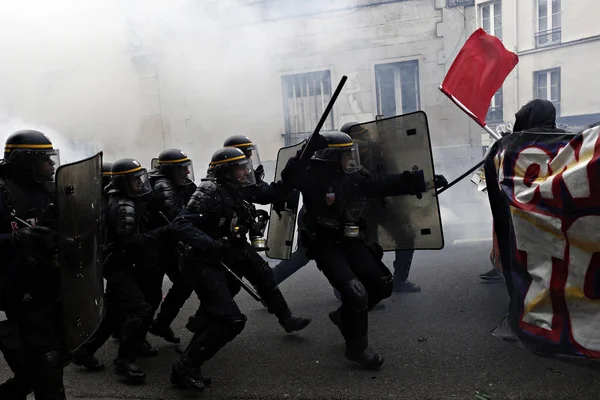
4, 223, 600, 399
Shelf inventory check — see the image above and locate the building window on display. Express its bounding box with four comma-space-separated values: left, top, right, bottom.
535, 0, 561, 47
487, 87, 503, 123
281, 70, 334, 146
480, 1, 502, 40
374, 60, 420, 118
534, 68, 561, 115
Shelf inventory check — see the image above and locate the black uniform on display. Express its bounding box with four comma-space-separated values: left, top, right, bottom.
146, 149, 197, 344
87, 158, 168, 382
70, 162, 132, 372
280, 131, 425, 370
169, 147, 310, 391
0, 130, 64, 399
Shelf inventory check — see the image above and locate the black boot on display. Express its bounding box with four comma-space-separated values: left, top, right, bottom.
345, 336, 384, 370
114, 357, 146, 382
150, 319, 181, 344
170, 358, 211, 391
138, 340, 159, 358
280, 314, 312, 333
71, 348, 105, 371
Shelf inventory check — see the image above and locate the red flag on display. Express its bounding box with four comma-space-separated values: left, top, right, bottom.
441, 28, 518, 127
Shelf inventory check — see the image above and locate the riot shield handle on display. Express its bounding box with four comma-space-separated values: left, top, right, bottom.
299, 75, 348, 161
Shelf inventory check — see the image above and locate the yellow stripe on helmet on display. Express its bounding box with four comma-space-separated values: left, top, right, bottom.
210, 154, 246, 166
157, 157, 190, 164
112, 166, 143, 175
327, 142, 354, 148
227, 142, 253, 148
4, 143, 54, 152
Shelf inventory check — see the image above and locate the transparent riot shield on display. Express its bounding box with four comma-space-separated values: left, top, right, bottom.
265, 141, 305, 260
349, 112, 444, 250
55, 152, 104, 352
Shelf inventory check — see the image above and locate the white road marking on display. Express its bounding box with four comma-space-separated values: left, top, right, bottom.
453, 238, 492, 244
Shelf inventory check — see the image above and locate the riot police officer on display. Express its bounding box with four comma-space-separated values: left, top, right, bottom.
91, 158, 170, 382
223, 135, 295, 206
340, 122, 448, 293
169, 147, 311, 391
280, 131, 426, 370
0, 130, 65, 398
147, 148, 197, 344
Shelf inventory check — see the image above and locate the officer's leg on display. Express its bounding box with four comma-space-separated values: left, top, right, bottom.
171, 263, 246, 392
110, 269, 153, 382
271, 244, 311, 284
392, 249, 420, 292
243, 248, 311, 333
134, 269, 162, 358
16, 303, 66, 400
70, 305, 111, 371
0, 321, 30, 399
315, 248, 384, 370
150, 262, 194, 344
345, 241, 393, 309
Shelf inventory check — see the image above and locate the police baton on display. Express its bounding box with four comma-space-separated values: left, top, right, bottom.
158, 212, 264, 304
219, 260, 262, 303
11, 214, 33, 227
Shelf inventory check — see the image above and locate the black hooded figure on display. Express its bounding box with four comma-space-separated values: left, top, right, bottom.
479, 99, 567, 281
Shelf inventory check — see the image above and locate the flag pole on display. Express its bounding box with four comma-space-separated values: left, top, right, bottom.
440, 86, 502, 141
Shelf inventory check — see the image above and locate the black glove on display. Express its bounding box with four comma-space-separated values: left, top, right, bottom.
434, 174, 448, 189
12, 226, 57, 251
207, 238, 231, 259
254, 165, 265, 182
402, 170, 426, 197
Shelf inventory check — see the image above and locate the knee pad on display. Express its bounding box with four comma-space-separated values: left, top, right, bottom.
341, 279, 369, 310
43, 350, 64, 368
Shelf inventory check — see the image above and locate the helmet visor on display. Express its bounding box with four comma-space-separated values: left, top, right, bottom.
341, 144, 361, 174
232, 158, 256, 187
126, 168, 152, 197
242, 144, 261, 168
34, 149, 60, 182
174, 160, 195, 185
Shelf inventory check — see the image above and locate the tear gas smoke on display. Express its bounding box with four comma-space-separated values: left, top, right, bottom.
0, 0, 495, 237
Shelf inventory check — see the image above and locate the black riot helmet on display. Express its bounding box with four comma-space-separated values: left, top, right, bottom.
313, 131, 362, 174
110, 158, 152, 197
208, 147, 257, 187
3, 130, 60, 183
156, 148, 195, 186
102, 162, 113, 188
223, 135, 261, 168
340, 122, 368, 137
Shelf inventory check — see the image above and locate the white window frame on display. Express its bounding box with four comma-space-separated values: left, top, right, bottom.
487, 87, 503, 123
536, 0, 561, 47
279, 67, 336, 145
533, 68, 561, 115
371, 57, 422, 119
479, 1, 502, 40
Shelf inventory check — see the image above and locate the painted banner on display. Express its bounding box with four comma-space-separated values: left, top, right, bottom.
484, 124, 600, 359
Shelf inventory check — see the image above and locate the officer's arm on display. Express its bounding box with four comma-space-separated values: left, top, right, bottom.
243, 180, 294, 205
358, 171, 426, 197
170, 185, 218, 251
110, 203, 166, 247
280, 149, 309, 191
151, 180, 179, 222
